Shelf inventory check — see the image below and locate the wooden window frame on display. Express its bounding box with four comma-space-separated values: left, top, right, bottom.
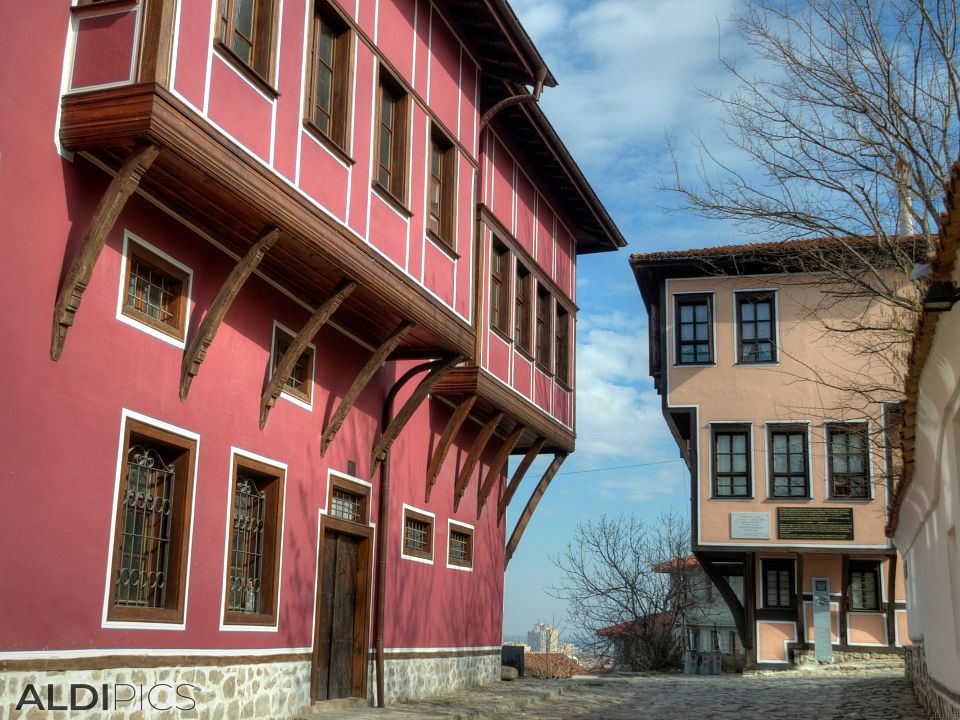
305, 0, 353, 154
400, 506, 434, 563
762, 558, 796, 609
535, 283, 553, 373
513, 263, 532, 354
446, 521, 474, 571
767, 425, 810, 498
271, 324, 316, 406
555, 305, 571, 387
490, 241, 511, 337
736, 291, 777, 364
327, 473, 371, 526
374, 68, 409, 205
847, 559, 882, 611
711, 425, 752, 498
427, 125, 457, 249
214, 0, 278, 89
223, 453, 285, 627
675, 294, 713, 365
827, 422, 871, 499
121, 239, 190, 343
107, 418, 197, 624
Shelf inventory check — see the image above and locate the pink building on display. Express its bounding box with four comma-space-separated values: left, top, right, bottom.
0, 0, 623, 715
632, 242, 908, 668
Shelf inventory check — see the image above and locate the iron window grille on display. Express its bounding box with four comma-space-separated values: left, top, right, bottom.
330, 487, 365, 524
768, 426, 809, 497
762, 559, 795, 609
402, 509, 433, 561
122, 243, 189, 340
848, 560, 881, 611
827, 423, 870, 498
675, 295, 712, 364
736, 292, 777, 363
448, 526, 474, 568
227, 473, 267, 614
712, 426, 751, 497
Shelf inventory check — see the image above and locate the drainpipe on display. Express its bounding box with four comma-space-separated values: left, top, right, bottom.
374, 358, 445, 707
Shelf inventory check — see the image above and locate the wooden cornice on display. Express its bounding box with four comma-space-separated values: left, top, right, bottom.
452, 411, 503, 512
476, 422, 525, 518
51, 142, 159, 360
370, 354, 462, 474
260, 277, 357, 429
425, 395, 477, 503
180, 225, 281, 400
321, 320, 414, 455
497, 436, 545, 525
504, 451, 567, 565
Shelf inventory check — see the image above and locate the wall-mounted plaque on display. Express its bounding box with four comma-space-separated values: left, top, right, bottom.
777, 507, 853, 540
730, 512, 771, 539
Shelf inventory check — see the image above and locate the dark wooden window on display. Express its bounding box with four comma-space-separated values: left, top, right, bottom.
448, 524, 474, 569
216, 0, 276, 81
272, 326, 314, 404
536, 284, 552, 372
428, 126, 456, 246
375, 70, 408, 202
768, 426, 809, 497
224, 455, 284, 625
675, 294, 712, 364
848, 560, 881, 611
555, 305, 571, 386
490, 242, 510, 335
108, 419, 196, 623
514, 264, 532, 352
762, 559, 795, 609
712, 426, 751, 497
327, 474, 370, 525
827, 423, 870, 498
736, 292, 776, 363
122, 243, 189, 341
306, 2, 351, 150
402, 508, 433, 561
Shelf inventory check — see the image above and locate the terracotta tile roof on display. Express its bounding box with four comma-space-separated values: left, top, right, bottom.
629, 236, 876, 264
652, 554, 700, 573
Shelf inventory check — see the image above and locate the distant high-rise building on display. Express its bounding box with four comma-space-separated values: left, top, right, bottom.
528, 623, 559, 653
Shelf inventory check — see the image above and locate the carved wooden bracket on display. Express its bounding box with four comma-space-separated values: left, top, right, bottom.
370, 354, 462, 474
497, 436, 545, 526
477, 423, 525, 519
321, 320, 414, 455
424, 395, 477, 503
259, 278, 357, 429
504, 451, 567, 566
51, 143, 160, 360
694, 551, 751, 651
180, 225, 281, 400
452, 411, 503, 513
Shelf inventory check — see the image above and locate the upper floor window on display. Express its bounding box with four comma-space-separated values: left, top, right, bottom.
712, 425, 751, 497
736, 292, 776, 363
122, 240, 190, 343
490, 242, 510, 336
827, 423, 869, 498
762, 558, 795, 609
108, 418, 197, 623
428, 127, 456, 247
375, 70, 408, 203
216, 0, 276, 81
675, 294, 712, 364
555, 306, 571, 386
536, 284, 552, 372
514, 264, 532, 353
848, 560, 881, 611
768, 425, 809, 498
272, 325, 315, 406
307, 2, 351, 150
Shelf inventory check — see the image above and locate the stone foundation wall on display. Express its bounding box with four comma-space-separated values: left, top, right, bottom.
373, 651, 500, 704
793, 648, 904, 667
904, 643, 960, 719
1, 658, 311, 720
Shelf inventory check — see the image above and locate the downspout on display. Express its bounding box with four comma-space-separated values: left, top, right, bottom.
374, 358, 445, 707
478, 66, 547, 130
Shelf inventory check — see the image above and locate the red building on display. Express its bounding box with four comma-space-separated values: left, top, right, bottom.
0, 0, 623, 715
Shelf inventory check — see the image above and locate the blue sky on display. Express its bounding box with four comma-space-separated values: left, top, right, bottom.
502, 0, 752, 637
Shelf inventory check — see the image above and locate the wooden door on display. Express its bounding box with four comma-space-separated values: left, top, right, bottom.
315, 530, 363, 700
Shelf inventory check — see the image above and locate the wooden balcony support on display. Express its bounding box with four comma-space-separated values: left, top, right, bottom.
476, 423, 525, 519
425, 395, 477, 502
694, 551, 751, 652
321, 320, 414, 455
370, 354, 462, 474
452, 411, 503, 512
497, 436, 545, 525
504, 451, 567, 566
180, 225, 281, 400
51, 143, 160, 360
259, 277, 357, 429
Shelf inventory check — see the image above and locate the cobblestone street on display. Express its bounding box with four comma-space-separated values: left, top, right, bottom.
304, 671, 926, 720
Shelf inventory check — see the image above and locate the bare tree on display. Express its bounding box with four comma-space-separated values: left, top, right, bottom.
550, 513, 698, 671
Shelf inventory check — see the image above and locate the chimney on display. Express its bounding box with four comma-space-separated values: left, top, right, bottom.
897, 159, 915, 237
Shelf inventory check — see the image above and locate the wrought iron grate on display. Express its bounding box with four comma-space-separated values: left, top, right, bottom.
330, 488, 364, 524
228, 473, 267, 614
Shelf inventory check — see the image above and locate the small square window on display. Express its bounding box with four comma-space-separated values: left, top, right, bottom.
326, 474, 371, 527
121, 240, 190, 342
827, 423, 870, 498
215, 0, 277, 82
712, 425, 752, 498
271, 325, 315, 406
401, 507, 434, 562
768, 425, 809, 498
428, 126, 457, 248
675, 294, 712, 364
736, 292, 777, 363
848, 560, 881, 611
762, 558, 795, 609
447, 521, 474, 570
375, 69, 409, 203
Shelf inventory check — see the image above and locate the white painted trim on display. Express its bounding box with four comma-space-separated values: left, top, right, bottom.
755, 620, 797, 664
801, 599, 841, 644
381, 644, 500, 654
328, 468, 373, 490
218, 447, 288, 632
731, 287, 781, 366
115, 230, 194, 350
846, 611, 889, 646
65, 2, 142, 94
210, 48, 280, 105
56, 5, 81, 158
0, 647, 313, 661
101, 409, 201, 631
400, 503, 435, 565
446, 519, 474, 572
894, 608, 908, 647
702, 541, 893, 549
269, 320, 317, 413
